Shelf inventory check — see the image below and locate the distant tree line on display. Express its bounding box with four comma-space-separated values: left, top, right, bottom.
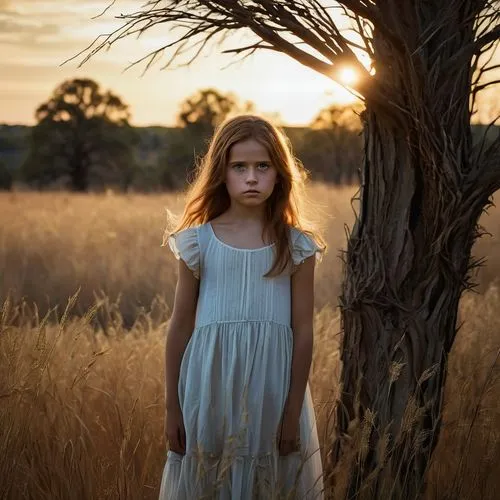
2, 77, 362, 191
1, 77, 496, 193
21, 79, 137, 192
1, 77, 497, 194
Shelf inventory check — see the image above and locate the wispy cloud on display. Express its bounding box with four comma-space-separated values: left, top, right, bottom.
2, 0, 138, 17
0, 0, 144, 61
0, 19, 59, 35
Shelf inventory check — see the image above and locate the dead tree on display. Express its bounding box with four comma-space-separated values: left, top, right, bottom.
75, 1, 500, 498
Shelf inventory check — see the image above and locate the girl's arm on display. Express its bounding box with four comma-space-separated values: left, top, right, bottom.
285, 255, 316, 421
165, 258, 200, 411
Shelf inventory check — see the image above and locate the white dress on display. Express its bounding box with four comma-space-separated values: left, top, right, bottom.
160, 222, 324, 499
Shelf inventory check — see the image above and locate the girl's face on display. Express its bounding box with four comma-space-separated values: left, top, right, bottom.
224, 138, 279, 209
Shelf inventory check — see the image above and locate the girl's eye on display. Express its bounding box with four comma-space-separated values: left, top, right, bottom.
231, 163, 270, 171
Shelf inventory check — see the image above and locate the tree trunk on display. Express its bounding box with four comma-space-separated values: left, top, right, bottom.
71, 144, 89, 192
332, 6, 491, 499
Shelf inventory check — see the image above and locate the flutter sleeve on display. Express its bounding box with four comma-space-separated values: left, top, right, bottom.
291, 229, 325, 268
167, 227, 200, 279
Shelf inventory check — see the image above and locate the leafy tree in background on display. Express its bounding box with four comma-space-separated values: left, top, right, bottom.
312, 103, 362, 131
79, 1, 500, 496
22, 78, 138, 191
301, 103, 363, 184
178, 88, 240, 133
159, 88, 246, 189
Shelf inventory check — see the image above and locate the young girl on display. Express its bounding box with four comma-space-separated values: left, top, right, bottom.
160, 115, 326, 499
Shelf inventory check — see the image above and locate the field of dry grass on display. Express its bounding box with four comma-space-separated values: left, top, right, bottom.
1, 184, 499, 499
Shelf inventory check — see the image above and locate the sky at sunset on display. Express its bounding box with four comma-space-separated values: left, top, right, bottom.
0, 0, 362, 127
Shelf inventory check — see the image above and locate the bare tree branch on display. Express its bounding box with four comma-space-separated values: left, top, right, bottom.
221, 41, 275, 55
470, 37, 500, 114
339, 0, 405, 52
475, 7, 499, 39
338, 5, 375, 58
474, 25, 500, 53
91, 0, 116, 20
474, 127, 500, 197
67, 0, 389, 102
443, 6, 500, 73
472, 49, 499, 87
473, 78, 500, 94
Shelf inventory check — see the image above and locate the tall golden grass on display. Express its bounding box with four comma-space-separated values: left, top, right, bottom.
0, 185, 499, 499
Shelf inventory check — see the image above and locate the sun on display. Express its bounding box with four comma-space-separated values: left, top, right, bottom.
338, 67, 359, 87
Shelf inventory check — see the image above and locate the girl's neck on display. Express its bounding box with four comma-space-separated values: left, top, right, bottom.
222, 204, 266, 224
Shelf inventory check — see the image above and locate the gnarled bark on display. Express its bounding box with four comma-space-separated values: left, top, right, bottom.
334, 115, 484, 498
333, 4, 498, 496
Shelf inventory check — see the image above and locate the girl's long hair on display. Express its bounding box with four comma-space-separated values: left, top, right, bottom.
163, 114, 326, 277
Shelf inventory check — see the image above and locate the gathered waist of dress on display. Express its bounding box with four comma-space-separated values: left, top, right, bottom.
194, 319, 291, 330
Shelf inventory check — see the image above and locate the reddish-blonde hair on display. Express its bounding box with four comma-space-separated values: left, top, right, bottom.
164, 114, 326, 277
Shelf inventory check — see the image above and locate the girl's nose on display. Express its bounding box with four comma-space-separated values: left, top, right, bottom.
246, 167, 257, 182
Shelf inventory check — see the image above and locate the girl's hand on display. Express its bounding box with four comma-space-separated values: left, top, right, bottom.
165, 404, 186, 455
278, 405, 301, 456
